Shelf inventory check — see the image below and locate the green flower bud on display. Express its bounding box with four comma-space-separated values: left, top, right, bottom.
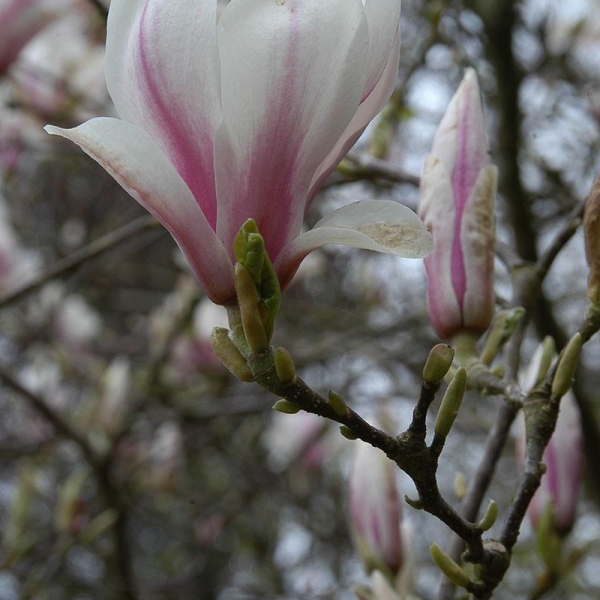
234, 263, 268, 353
233, 219, 280, 340
477, 499, 499, 532
480, 307, 526, 366
551, 333, 583, 399
532, 337, 556, 388
274, 347, 296, 384
423, 344, 455, 384
434, 368, 467, 439
340, 425, 358, 441
272, 399, 301, 414
430, 543, 473, 589
210, 327, 253, 382
328, 390, 348, 416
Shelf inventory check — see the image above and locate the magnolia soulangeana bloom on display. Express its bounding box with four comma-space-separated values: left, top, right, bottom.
419, 69, 497, 339
46, 0, 433, 305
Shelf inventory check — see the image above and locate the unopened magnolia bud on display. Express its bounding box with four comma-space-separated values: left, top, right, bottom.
480, 308, 525, 366
434, 368, 467, 439
272, 399, 301, 414
234, 263, 268, 353
274, 347, 296, 383
423, 344, 455, 384
533, 337, 556, 388
340, 425, 358, 440
551, 333, 583, 399
584, 174, 600, 303
419, 69, 497, 340
477, 499, 499, 532
210, 327, 253, 382
454, 472, 467, 500
328, 390, 348, 416
430, 543, 473, 589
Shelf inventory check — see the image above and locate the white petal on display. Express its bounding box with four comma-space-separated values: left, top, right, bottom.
105, 0, 221, 225
307, 31, 400, 200
362, 0, 402, 99
45, 118, 234, 304
276, 200, 432, 288
431, 68, 489, 190
215, 0, 369, 260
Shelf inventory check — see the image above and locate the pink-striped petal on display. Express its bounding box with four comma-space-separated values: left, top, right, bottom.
461, 164, 497, 331
419, 155, 462, 339
214, 0, 369, 262
105, 0, 221, 227
45, 118, 234, 304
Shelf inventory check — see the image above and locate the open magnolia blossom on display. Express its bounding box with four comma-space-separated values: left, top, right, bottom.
45, 0, 432, 305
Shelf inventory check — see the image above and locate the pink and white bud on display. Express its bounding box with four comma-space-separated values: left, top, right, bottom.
517, 344, 584, 536
46, 0, 433, 305
419, 69, 497, 339
349, 441, 403, 576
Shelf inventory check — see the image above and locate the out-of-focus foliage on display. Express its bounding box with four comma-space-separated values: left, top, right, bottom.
0, 1, 599, 599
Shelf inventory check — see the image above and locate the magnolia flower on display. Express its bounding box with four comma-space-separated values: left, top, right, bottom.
418, 69, 497, 339
46, 0, 432, 305
349, 440, 403, 576
517, 342, 584, 536
0, 0, 67, 74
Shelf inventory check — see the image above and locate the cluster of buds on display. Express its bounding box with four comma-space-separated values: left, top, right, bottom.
419, 69, 497, 341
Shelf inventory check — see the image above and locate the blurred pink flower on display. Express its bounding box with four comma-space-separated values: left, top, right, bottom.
46, 0, 432, 305
349, 441, 403, 576
419, 69, 497, 339
0, 0, 65, 74
169, 299, 229, 379
11, 8, 110, 123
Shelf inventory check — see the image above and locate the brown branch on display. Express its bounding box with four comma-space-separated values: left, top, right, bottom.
0, 215, 159, 309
